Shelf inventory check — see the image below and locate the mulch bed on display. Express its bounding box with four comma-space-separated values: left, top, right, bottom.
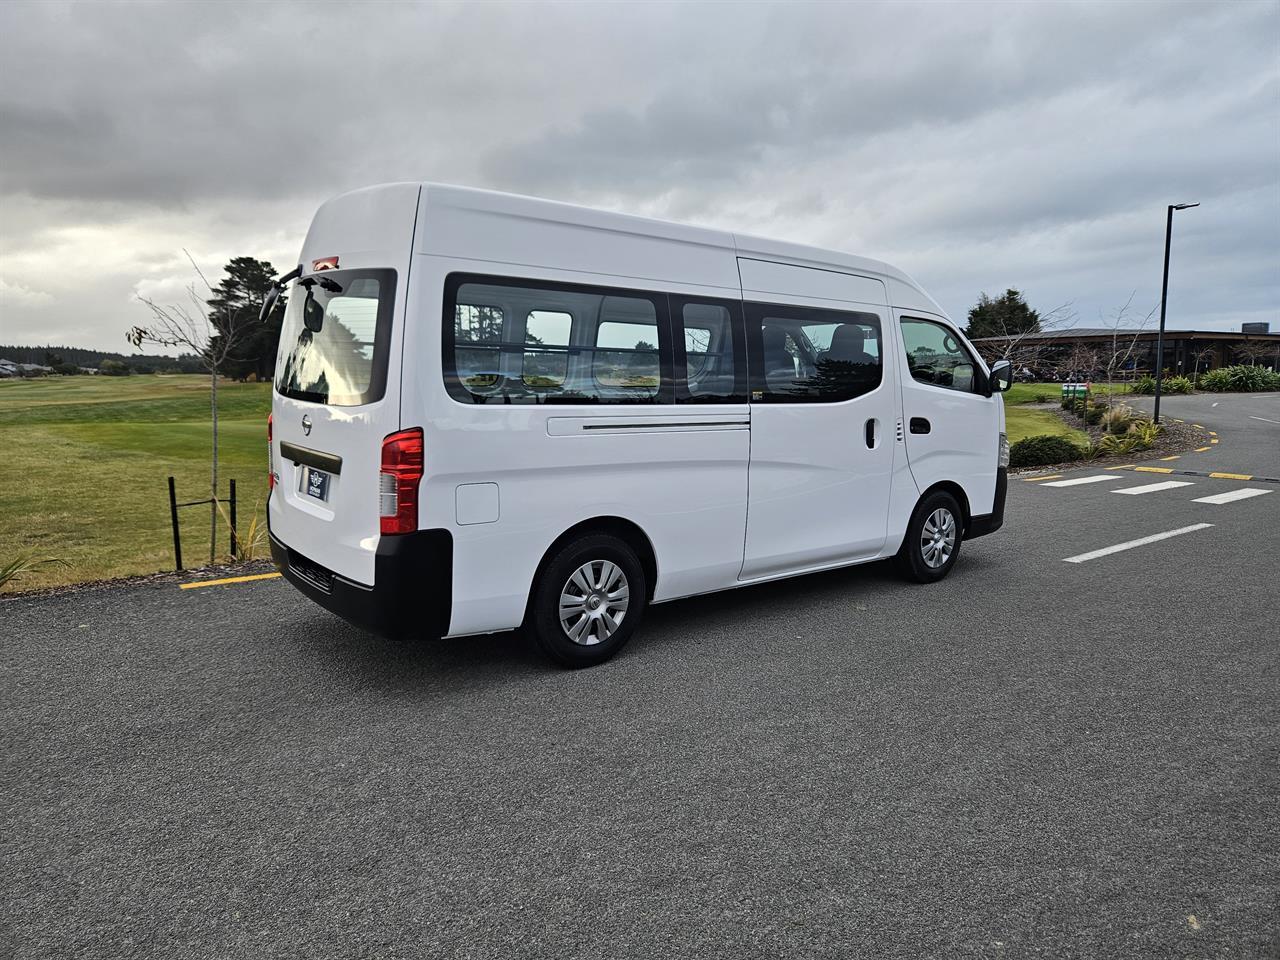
1011, 403, 1211, 475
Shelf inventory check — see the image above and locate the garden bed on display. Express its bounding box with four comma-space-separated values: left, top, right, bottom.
1010, 402, 1210, 473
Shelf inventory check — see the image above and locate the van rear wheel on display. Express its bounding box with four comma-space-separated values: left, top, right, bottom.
530, 534, 647, 668
898, 491, 962, 583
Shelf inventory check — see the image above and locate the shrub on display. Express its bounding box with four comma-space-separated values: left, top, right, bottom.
1199, 364, 1280, 392
1009, 435, 1084, 468
0, 555, 67, 592
1084, 402, 1105, 425
1127, 419, 1162, 447
1129, 373, 1193, 395
1098, 433, 1141, 455
98, 358, 131, 376
1034, 392, 1053, 404
1101, 403, 1135, 435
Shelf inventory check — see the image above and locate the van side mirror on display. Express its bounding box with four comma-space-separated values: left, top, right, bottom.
988, 359, 1013, 394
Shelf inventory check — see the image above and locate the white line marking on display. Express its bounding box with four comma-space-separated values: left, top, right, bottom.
1040, 475, 1124, 488
1249, 415, 1280, 424
1063, 524, 1214, 564
1112, 480, 1195, 495
1192, 487, 1273, 505
1212, 402, 1219, 407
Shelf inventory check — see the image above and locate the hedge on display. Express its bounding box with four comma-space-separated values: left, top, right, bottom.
1009, 435, 1083, 468
1198, 365, 1280, 392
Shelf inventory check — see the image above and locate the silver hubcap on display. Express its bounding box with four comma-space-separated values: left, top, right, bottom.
559, 560, 629, 646
920, 508, 956, 569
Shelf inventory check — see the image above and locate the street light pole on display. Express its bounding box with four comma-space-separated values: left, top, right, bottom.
1153, 202, 1199, 424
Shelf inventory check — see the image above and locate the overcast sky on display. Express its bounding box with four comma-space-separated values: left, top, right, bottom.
1, 0, 1276, 352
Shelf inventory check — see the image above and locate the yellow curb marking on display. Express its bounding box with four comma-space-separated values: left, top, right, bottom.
1195, 446, 1211, 452
1208, 472, 1253, 481
1193, 423, 1204, 429
1105, 464, 1137, 470
1022, 474, 1063, 482
1134, 466, 1174, 474
180, 572, 282, 590
1209, 431, 1217, 436
1160, 455, 1181, 461
1210, 439, 1219, 444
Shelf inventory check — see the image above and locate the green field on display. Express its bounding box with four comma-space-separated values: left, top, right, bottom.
0, 375, 271, 592
0, 375, 1094, 592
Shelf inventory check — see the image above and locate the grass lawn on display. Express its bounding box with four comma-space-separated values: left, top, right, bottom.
1003, 405, 1088, 446
1001, 381, 1109, 447
1, 375, 270, 592
1002, 381, 1134, 405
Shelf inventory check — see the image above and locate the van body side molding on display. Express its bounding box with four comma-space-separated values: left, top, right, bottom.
279, 441, 343, 475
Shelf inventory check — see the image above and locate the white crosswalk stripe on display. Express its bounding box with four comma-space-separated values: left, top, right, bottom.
1040, 475, 1122, 488
1062, 523, 1214, 563
1191, 487, 1273, 505
1112, 481, 1195, 495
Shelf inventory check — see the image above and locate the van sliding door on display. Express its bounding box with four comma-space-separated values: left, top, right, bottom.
737, 260, 897, 579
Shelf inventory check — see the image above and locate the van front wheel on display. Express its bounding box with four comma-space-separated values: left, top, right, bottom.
898, 491, 962, 583
530, 534, 647, 668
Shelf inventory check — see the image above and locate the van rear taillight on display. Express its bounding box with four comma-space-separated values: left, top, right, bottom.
380, 428, 423, 535
267, 413, 276, 490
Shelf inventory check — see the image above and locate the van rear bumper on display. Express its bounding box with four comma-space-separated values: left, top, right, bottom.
269, 529, 453, 640
965, 467, 1008, 540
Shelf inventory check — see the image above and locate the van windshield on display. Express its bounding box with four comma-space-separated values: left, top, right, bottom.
274, 268, 396, 406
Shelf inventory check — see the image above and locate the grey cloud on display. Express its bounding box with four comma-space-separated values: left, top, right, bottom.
0, 0, 1275, 350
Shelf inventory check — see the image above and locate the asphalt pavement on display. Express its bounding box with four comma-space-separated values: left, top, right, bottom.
1123, 390, 1280, 479
2, 394, 1277, 959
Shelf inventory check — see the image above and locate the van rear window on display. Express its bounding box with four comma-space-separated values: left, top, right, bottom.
275, 268, 395, 406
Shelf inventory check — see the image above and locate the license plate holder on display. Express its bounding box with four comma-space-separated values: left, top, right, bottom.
302, 466, 331, 502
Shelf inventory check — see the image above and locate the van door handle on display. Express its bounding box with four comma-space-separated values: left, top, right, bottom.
909, 417, 931, 435
865, 418, 876, 448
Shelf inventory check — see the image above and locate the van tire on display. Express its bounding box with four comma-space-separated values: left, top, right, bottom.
530, 534, 647, 668
897, 490, 963, 584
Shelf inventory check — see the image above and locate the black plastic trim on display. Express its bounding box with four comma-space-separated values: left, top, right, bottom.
966, 467, 1007, 540
279, 441, 343, 475
270, 529, 453, 640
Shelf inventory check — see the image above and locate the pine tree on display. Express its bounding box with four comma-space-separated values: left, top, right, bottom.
965, 289, 1041, 340
206, 257, 286, 381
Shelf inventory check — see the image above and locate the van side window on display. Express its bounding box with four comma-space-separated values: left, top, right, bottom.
672, 299, 745, 403
454, 303, 505, 391
445, 275, 672, 404
523, 310, 571, 388
900, 317, 978, 393
594, 298, 660, 390
745, 303, 882, 402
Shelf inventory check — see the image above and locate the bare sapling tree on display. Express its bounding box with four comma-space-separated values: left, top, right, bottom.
1097, 292, 1158, 408
127, 251, 254, 563
1234, 337, 1277, 368
996, 301, 1077, 376
1190, 344, 1217, 386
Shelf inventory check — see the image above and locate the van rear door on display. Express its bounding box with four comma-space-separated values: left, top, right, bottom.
268, 184, 420, 586
271, 268, 398, 585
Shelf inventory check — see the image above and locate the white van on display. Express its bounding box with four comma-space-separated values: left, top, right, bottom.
265, 183, 1012, 667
